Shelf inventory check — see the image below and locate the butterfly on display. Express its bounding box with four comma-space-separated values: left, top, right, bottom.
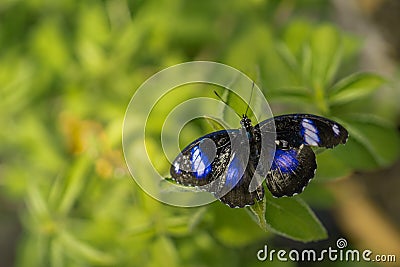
170, 113, 348, 208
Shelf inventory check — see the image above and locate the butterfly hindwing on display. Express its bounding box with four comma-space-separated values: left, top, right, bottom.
266, 145, 316, 197
216, 151, 265, 208
257, 114, 348, 148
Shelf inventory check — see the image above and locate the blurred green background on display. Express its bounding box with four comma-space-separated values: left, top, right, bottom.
1, 0, 400, 266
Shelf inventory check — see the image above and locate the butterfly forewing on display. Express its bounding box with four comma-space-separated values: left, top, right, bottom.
170, 129, 254, 198
257, 114, 348, 148
170, 130, 236, 188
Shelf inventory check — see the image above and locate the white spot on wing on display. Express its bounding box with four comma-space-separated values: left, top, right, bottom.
192, 146, 206, 176
302, 119, 318, 133
332, 124, 340, 136
302, 119, 320, 145
174, 162, 180, 173
304, 129, 319, 146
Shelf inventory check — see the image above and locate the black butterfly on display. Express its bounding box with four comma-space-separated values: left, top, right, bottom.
170, 113, 348, 208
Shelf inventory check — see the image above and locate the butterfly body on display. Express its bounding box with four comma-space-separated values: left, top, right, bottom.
170, 114, 348, 208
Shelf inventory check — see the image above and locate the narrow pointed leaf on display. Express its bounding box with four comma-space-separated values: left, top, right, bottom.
329, 73, 385, 105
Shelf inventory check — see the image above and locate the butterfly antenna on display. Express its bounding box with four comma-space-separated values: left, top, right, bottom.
214, 90, 241, 118
245, 81, 255, 117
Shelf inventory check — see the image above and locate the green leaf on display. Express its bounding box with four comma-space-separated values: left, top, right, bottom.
149, 236, 179, 267
314, 149, 352, 180
50, 239, 64, 267
225, 89, 251, 121
57, 154, 92, 216
334, 115, 400, 169
15, 233, 47, 267
246, 197, 267, 231
276, 42, 299, 72
224, 24, 274, 72
329, 73, 385, 105
264, 193, 327, 242
203, 115, 226, 131
308, 24, 342, 89
300, 183, 336, 208
187, 207, 208, 231
269, 86, 312, 104
331, 138, 379, 170
210, 203, 269, 247
59, 230, 116, 265
27, 184, 51, 221
283, 20, 313, 57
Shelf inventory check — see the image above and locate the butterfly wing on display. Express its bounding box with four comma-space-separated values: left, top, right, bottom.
170, 129, 264, 207
257, 114, 348, 148
266, 145, 316, 197
256, 114, 348, 197
216, 150, 265, 208
170, 130, 237, 189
